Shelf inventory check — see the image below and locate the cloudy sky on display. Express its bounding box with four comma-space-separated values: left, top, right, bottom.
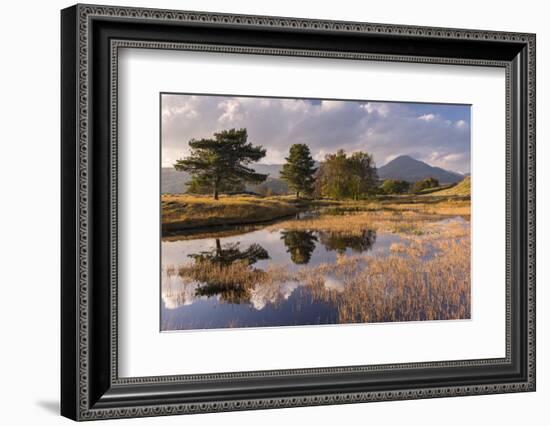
161, 94, 471, 174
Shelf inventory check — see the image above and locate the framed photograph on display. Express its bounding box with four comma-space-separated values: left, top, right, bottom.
61, 4, 536, 421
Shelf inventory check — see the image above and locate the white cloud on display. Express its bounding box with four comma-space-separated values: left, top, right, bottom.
162, 103, 197, 122
442, 153, 465, 162
425, 151, 468, 173
384, 154, 398, 164
418, 113, 435, 122
361, 102, 391, 117
320, 100, 345, 111
161, 94, 471, 173
218, 99, 245, 123
455, 119, 467, 129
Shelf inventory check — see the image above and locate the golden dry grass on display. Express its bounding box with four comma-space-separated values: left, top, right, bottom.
422, 176, 471, 197
267, 199, 470, 237
161, 192, 469, 234
173, 213, 471, 323
162, 194, 300, 232
178, 259, 292, 289
165, 192, 471, 323
300, 237, 470, 322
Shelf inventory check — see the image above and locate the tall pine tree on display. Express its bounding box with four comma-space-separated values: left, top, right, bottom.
174, 128, 267, 199
280, 144, 317, 198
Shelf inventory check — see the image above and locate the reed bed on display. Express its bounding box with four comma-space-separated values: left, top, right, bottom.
178, 259, 292, 289
268, 206, 469, 237
170, 213, 471, 323
301, 238, 470, 322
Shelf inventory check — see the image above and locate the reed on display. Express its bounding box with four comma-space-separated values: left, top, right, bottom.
173, 217, 471, 323
268, 206, 469, 237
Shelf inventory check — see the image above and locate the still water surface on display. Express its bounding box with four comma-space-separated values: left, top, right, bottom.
160, 211, 438, 331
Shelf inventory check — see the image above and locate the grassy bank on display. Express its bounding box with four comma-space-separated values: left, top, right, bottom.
162, 193, 470, 234
424, 176, 471, 197
162, 194, 302, 233
268, 203, 469, 237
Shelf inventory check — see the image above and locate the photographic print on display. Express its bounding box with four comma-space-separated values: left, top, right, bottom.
160, 93, 471, 331
61, 7, 535, 417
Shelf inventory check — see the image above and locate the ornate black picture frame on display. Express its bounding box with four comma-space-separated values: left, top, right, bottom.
61, 4, 536, 421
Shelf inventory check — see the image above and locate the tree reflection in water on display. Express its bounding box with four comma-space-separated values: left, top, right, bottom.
194, 282, 252, 304
184, 239, 269, 304
319, 229, 376, 254
189, 238, 269, 266
180, 229, 376, 305
280, 229, 376, 264
280, 230, 318, 264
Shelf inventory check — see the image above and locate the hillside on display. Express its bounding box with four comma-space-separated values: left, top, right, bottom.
161, 165, 287, 194
161, 168, 190, 194
253, 163, 283, 178
378, 155, 464, 184
427, 176, 471, 196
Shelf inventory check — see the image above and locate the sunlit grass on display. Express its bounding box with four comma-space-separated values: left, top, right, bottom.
178, 259, 293, 288
301, 237, 470, 322
162, 192, 469, 234
267, 201, 470, 237
422, 176, 471, 197
163, 192, 471, 324
172, 215, 471, 323
162, 194, 300, 232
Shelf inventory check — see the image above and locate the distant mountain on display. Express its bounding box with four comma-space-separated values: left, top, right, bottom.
161, 168, 190, 194
161, 164, 285, 194
377, 155, 464, 184
252, 163, 283, 178
252, 177, 289, 195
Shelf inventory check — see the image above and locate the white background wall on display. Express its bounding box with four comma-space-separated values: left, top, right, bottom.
0, 0, 547, 424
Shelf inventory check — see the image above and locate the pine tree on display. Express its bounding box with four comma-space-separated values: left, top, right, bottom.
280, 144, 317, 198
174, 128, 267, 199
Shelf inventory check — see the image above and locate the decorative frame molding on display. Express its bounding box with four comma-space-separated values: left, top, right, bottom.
61, 4, 535, 421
